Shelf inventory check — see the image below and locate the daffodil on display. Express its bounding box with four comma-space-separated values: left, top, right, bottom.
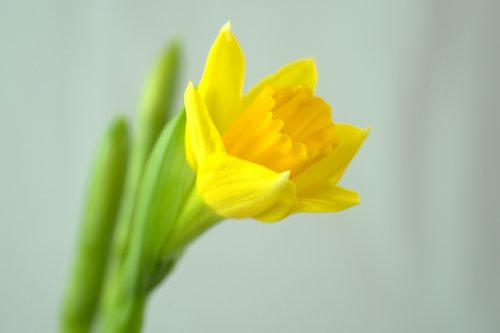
64, 24, 369, 333
185, 22, 369, 222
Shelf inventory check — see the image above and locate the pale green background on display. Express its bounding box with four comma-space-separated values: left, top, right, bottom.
1, 0, 499, 332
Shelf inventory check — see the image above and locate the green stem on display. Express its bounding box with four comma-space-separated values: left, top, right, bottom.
100, 290, 146, 333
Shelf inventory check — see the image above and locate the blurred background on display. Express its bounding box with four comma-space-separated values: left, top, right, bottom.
1, 0, 499, 332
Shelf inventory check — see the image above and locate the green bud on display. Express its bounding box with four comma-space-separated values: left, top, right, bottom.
139, 39, 181, 124
60, 117, 129, 333
113, 40, 182, 266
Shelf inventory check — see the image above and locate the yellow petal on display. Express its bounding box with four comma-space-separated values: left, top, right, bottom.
184, 82, 225, 169
254, 181, 297, 222
198, 22, 245, 133
293, 124, 369, 194
242, 59, 317, 109
197, 152, 290, 218
295, 183, 360, 213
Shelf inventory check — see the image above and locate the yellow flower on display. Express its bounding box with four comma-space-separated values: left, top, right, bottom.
184, 22, 369, 222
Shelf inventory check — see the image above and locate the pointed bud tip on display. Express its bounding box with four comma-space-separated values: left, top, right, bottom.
109, 117, 128, 137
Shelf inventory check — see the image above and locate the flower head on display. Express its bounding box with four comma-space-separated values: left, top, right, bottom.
185, 22, 368, 222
